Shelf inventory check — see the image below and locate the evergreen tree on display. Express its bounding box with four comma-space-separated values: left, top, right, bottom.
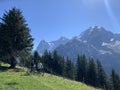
41, 50, 50, 72
34, 51, 41, 62
61, 56, 66, 77
71, 60, 76, 80
111, 69, 120, 90
106, 77, 114, 90
41, 50, 65, 75
76, 55, 87, 83
58, 56, 66, 76
52, 50, 60, 74
52, 50, 65, 75
65, 57, 75, 80
19, 48, 32, 67
76, 55, 82, 81
48, 51, 53, 73
87, 58, 98, 86
97, 60, 107, 89
33, 51, 41, 69
0, 8, 33, 68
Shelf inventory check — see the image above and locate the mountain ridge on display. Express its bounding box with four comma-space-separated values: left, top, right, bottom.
37, 26, 120, 74
37, 37, 69, 55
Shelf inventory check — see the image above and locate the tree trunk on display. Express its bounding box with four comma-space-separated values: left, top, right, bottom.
9, 56, 16, 69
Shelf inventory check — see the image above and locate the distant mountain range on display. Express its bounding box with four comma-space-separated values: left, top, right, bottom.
37, 26, 120, 74
37, 37, 69, 54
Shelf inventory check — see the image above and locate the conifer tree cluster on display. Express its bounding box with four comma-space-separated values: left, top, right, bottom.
34, 50, 120, 90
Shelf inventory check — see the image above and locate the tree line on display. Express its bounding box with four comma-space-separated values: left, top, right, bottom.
34, 50, 120, 90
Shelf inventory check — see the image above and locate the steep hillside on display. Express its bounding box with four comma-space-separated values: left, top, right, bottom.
0, 63, 100, 90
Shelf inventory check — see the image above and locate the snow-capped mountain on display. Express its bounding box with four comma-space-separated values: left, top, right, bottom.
36, 37, 69, 55
37, 26, 120, 74
55, 26, 120, 74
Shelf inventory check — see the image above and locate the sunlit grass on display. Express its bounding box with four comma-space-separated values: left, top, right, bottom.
0, 63, 100, 90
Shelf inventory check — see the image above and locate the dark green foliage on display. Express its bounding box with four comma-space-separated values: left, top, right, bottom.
33, 51, 41, 63
97, 60, 108, 89
33, 51, 41, 69
111, 69, 120, 90
32, 50, 120, 89
87, 58, 98, 86
41, 50, 51, 73
41, 50, 75, 79
52, 51, 65, 75
65, 57, 75, 80
41, 50, 66, 76
76, 55, 87, 82
105, 77, 113, 90
0, 7, 33, 68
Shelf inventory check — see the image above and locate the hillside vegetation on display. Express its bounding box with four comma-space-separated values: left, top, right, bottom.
0, 63, 100, 90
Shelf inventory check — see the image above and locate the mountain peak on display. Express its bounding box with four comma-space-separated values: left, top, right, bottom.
90, 26, 102, 29
40, 40, 47, 44
58, 37, 69, 41
88, 26, 106, 33
80, 26, 113, 38
76, 26, 106, 40
37, 37, 69, 54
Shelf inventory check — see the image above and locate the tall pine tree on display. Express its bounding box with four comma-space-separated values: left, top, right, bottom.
87, 58, 98, 86
111, 69, 120, 90
76, 55, 87, 83
52, 51, 65, 75
0, 8, 33, 68
97, 60, 108, 89
33, 51, 41, 69
41, 50, 50, 72
65, 57, 75, 80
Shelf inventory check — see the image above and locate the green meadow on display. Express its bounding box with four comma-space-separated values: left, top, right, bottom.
0, 63, 100, 90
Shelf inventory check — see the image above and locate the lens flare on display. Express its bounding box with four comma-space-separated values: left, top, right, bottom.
104, 0, 120, 32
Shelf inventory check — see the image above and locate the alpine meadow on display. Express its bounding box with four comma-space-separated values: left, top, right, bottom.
1, 0, 120, 90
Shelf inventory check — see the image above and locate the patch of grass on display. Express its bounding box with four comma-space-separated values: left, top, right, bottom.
0, 63, 101, 90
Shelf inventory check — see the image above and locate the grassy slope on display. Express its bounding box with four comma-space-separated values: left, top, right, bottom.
0, 63, 100, 90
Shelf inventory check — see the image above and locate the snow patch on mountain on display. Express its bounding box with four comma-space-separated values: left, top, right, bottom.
102, 42, 108, 46
102, 41, 120, 48
110, 38, 114, 42
83, 40, 87, 43
99, 50, 112, 55
89, 26, 103, 34
48, 42, 54, 46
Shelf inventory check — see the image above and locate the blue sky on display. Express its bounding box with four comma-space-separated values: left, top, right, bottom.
0, 0, 120, 50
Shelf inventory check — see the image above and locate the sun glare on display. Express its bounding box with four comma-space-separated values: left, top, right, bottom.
104, 0, 120, 32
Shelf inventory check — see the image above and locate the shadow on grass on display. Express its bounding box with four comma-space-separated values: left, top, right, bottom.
0, 65, 9, 72
6, 81, 18, 86
0, 64, 24, 72
5, 81, 19, 90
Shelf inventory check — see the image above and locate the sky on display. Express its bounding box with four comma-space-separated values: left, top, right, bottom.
0, 0, 120, 50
